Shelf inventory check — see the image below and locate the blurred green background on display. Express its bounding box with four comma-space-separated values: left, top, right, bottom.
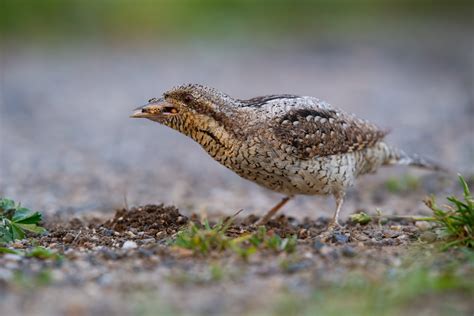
2, 0, 472, 44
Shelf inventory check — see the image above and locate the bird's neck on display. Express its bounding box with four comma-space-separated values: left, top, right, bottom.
170, 110, 244, 158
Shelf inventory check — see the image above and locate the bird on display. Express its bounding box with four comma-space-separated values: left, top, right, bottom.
130, 84, 443, 228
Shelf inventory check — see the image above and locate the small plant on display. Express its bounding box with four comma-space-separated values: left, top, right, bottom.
26, 246, 63, 260
349, 212, 372, 225
0, 198, 46, 244
173, 218, 297, 258
174, 219, 233, 255
0, 246, 63, 261
249, 226, 297, 253
424, 175, 473, 249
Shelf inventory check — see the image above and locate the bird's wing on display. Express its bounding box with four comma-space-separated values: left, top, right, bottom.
269, 106, 388, 159
239, 95, 301, 107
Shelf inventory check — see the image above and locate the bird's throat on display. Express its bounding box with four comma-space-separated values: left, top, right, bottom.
168, 114, 239, 159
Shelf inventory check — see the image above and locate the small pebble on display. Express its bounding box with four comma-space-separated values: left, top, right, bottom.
420, 231, 437, 243
397, 234, 409, 242
122, 241, 138, 249
402, 226, 418, 233
176, 216, 187, 224
373, 231, 384, 241
354, 233, 369, 241
141, 238, 156, 244
415, 221, 431, 231
382, 230, 401, 238
332, 232, 349, 244
102, 229, 114, 236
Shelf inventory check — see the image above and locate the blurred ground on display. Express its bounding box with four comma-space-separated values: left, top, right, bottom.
1, 205, 473, 316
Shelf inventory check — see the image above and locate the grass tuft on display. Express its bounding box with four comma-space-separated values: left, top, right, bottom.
173, 219, 234, 255
424, 175, 473, 249
173, 218, 297, 259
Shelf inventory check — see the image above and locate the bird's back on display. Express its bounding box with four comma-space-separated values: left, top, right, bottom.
239, 95, 387, 158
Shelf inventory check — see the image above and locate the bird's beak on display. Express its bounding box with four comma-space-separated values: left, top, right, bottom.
130, 98, 173, 118
130, 105, 150, 118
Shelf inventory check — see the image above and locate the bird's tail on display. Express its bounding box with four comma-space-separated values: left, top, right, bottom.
383, 145, 446, 172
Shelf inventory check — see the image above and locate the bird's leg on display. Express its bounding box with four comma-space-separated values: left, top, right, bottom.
319, 192, 346, 241
328, 191, 345, 228
255, 196, 292, 226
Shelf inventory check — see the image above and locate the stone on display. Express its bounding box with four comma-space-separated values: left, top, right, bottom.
122, 241, 138, 249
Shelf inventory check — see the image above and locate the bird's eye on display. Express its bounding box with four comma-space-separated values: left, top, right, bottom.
163, 106, 178, 114
184, 94, 194, 103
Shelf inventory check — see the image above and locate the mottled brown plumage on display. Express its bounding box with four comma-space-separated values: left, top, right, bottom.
131, 84, 441, 227
271, 107, 388, 159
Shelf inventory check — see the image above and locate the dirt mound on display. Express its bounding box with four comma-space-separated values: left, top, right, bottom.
103, 204, 188, 235
38, 204, 188, 249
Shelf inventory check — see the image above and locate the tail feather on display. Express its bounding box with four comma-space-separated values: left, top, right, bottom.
384, 146, 447, 172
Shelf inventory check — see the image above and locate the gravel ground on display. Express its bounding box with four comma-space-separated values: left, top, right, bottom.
1, 204, 473, 315
0, 205, 445, 316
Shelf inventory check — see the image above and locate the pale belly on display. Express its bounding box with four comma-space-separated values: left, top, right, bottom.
223, 150, 359, 196
209, 141, 389, 197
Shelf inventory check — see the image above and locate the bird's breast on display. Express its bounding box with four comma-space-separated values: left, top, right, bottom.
208, 139, 366, 196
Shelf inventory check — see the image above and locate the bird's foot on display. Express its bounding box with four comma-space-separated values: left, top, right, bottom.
327, 219, 343, 230
319, 221, 348, 243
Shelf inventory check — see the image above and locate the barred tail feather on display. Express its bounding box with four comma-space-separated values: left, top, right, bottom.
384, 145, 446, 172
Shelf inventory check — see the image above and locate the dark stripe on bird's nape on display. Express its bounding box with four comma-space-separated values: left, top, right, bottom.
239, 95, 300, 107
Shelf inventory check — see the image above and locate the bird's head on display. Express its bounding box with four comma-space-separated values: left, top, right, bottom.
130, 84, 237, 130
